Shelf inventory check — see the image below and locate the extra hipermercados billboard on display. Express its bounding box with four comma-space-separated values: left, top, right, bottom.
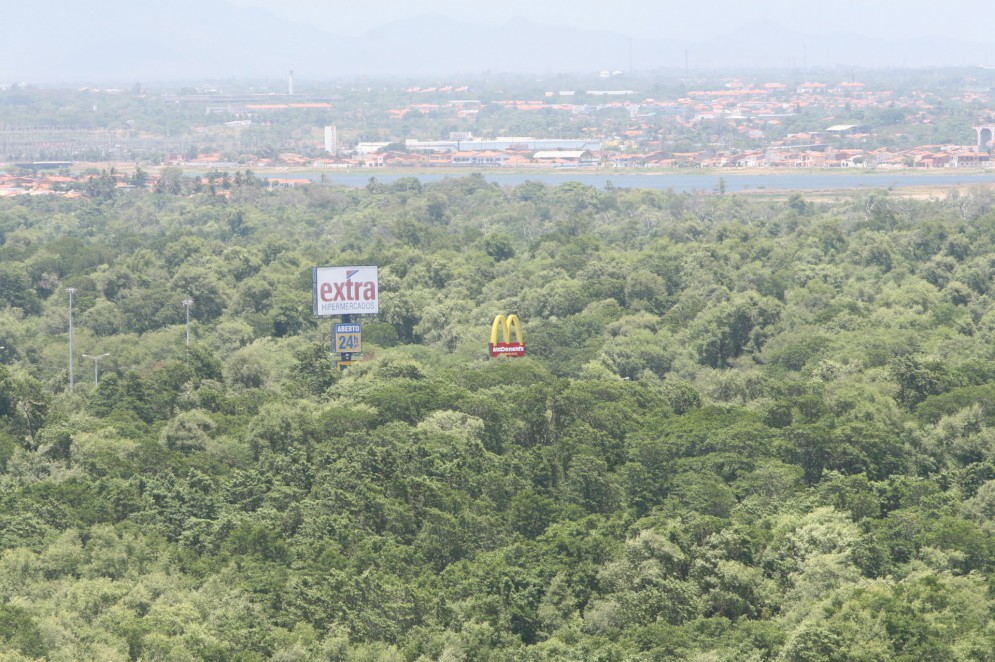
312, 265, 379, 316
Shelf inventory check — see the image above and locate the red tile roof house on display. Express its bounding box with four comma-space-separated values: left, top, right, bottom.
360, 153, 386, 168
426, 153, 454, 167
609, 154, 647, 168
951, 152, 991, 167
915, 153, 952, 168
266, 178, 312, 188
277, 153, 309, 166
40, 175, 75, 188
531, 150, 598, 166
724, 151, 766, 167
501, 154, 535, 168
384, 152, 427, 167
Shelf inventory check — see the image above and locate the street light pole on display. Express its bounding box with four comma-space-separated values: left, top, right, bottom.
66, 288, 76, 389
182, 299, 193, 353
82, 353, 109, 386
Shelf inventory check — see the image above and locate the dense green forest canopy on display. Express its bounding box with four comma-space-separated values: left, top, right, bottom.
2, 176, 995, 659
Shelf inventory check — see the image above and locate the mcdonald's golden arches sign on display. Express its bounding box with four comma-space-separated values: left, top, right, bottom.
490, 314, 525, 357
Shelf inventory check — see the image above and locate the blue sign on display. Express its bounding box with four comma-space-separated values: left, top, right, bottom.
334, 323, 362, 353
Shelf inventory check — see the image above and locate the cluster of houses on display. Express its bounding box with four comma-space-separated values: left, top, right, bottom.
280, 126, 991, 170
326, 150, 598, 169
0, 169, 252, 199
305, 77, 994, 170
3, 75, 994, 196
5, 72, 995, 178
3, 141, 990, 202
308, 142, 989, 170
0, 172, 86, 198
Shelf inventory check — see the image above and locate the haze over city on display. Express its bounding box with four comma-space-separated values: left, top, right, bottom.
4, 0, 995, 82
228, 0, 995, 43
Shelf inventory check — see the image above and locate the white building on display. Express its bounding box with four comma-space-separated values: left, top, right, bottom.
324, 126, 337, 154
355, 141, 390, 155
404, 137, 601, 153
532, 150, 597, 165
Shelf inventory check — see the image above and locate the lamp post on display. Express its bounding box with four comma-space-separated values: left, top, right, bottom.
82, 353, 109, 386
66, 287, 76, 389
182, 299, 193, 353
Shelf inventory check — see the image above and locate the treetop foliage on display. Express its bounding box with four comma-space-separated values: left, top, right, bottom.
2, 178, 995, 658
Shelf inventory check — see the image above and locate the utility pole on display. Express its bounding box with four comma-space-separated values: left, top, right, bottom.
82, 353, 109, 386
182, 299, 194, 354
66, 287, 76, 389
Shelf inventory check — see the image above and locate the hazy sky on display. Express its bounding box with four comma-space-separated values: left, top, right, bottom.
228, 0, 994, 42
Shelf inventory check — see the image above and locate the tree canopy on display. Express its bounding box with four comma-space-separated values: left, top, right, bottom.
2, 178, 995, 659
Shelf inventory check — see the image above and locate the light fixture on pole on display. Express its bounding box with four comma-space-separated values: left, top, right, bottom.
66, 288, 77, 389
182, 299, 194, 351
82, 353, 110, 386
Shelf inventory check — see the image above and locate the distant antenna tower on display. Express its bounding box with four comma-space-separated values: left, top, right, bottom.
288, 70, 294, 96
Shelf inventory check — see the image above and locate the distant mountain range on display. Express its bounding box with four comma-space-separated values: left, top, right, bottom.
4, 0, 994, 83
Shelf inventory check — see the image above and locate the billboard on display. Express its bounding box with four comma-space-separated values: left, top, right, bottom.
489, 314, 525, 357
313, 265, 379, 316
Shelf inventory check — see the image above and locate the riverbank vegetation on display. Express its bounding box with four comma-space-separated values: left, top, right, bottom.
2, 177, 995, 659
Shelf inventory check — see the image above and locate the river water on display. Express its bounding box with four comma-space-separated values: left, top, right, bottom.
296, 171, 995, 193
